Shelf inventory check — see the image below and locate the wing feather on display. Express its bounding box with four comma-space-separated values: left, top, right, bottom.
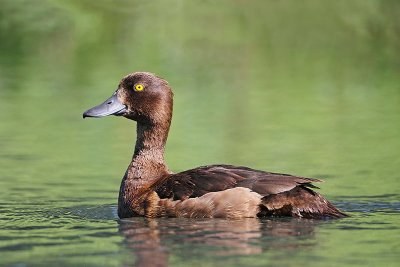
155, 164, 322, 200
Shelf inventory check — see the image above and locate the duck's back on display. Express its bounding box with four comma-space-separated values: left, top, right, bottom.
154, 164, 346, 219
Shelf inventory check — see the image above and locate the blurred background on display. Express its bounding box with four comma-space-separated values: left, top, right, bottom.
0, 0, 399, 266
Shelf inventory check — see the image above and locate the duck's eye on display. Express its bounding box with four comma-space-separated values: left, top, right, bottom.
134, 84, 144, 91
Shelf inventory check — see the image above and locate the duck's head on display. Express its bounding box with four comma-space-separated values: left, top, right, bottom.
83, 72, 173, 125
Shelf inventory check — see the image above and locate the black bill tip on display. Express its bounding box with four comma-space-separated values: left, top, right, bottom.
82, 111, 93, 119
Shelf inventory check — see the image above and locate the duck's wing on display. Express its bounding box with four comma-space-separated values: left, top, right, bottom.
154, 164, 346, 219
155, 164, 322, 200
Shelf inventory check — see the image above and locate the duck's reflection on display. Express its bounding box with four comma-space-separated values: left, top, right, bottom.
118, 217, 318, 267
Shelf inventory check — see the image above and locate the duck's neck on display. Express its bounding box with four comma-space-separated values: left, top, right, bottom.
132, 122, 169, 171
134, 122, 169, 156
130, 120, 171, 180
118, 120, 171, 217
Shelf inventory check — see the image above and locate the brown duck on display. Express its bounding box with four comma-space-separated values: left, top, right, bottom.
83, 72, 347, 219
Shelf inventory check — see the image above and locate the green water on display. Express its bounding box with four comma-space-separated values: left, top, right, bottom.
0, 0, 399, 266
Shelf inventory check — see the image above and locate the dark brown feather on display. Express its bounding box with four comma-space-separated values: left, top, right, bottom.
155, 164, 346, 219
155, 164, 322, 200
259, 186, 347, 219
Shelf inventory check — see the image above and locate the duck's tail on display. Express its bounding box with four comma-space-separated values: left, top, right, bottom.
258, 186, 347, 219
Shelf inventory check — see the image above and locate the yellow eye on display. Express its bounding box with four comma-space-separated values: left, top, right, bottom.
134, 84, 144, 91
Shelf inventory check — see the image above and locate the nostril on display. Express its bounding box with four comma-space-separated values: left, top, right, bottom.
107, 101, 112, 104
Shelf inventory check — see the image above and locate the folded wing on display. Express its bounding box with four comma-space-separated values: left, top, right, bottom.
155, 164, 346, 219
156, 164, 321, 199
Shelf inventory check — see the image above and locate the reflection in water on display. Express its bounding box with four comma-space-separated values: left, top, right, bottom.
119, 219, 168, 267
118, 218, 319, 267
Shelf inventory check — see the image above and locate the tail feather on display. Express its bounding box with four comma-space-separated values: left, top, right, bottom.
258, 186, 347, 219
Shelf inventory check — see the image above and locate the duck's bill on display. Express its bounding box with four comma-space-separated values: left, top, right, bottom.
83, 92, 126, 118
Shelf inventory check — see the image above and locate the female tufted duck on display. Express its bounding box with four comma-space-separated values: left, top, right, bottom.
83, 72, 347, 219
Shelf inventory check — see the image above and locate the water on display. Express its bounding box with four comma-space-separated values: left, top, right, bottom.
0, 0, 399, 266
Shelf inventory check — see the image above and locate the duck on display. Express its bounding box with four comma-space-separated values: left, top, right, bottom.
83, 72, 347, 219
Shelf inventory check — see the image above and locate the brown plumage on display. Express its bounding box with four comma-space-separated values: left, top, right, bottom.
83, 72, 347, 220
